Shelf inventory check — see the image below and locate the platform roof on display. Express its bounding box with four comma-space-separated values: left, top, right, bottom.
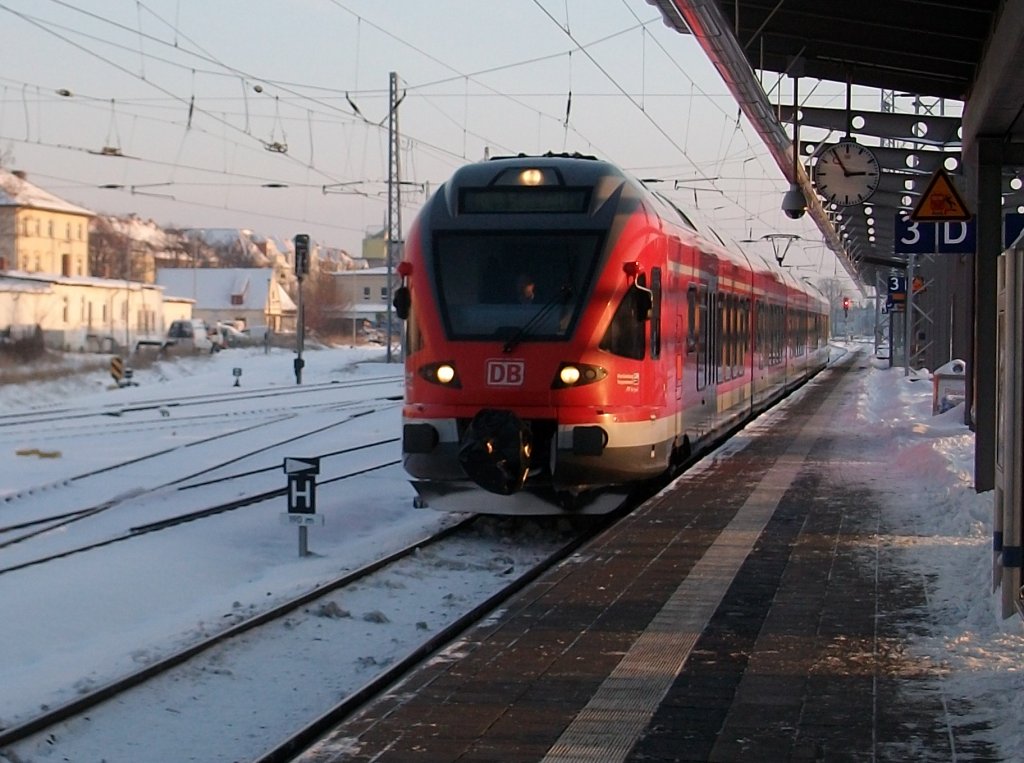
657, 0, 1020, 287
709, 1, 998, 102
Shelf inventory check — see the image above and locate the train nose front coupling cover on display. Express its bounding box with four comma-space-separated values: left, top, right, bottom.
458, 409, 531, 495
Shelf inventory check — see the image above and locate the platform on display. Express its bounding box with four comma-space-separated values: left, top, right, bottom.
298, 354, 996, 762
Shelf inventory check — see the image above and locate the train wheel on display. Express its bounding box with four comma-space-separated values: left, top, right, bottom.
556, 491, 582, 511
668, 436, 692, 476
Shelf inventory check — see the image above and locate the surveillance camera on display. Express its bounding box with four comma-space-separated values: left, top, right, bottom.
781, 184, 806, 220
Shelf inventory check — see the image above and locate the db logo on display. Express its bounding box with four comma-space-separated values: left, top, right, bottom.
486, 359, 525, 387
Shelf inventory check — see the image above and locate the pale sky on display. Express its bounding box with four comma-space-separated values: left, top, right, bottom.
0, 0, 891, 282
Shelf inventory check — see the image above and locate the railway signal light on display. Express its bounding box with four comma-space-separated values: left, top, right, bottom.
843, 296, 851, 317
294, 233, 310, 277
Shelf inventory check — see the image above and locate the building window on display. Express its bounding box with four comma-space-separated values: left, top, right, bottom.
380, 287, 387, 300
78, 223, 83, 240
66, 222, 71, 240
48, 220, 54, 238
231, 294, 243, 305
363, 286, 370, 299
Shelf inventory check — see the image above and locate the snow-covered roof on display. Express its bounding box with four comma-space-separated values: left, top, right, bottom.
95, 215, 173, 249
0, 270, 161, 291
0, 170, 94, 216
0, 276, 53, 295
156, 268, 295, 312
333, 266, 391, 277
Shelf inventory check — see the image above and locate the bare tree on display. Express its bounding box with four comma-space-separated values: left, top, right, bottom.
301, 270, 342, 335
815, 277, 847, 313
89, 217, 130, 279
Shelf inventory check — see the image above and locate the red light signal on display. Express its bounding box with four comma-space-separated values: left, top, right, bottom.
843, 296, 850, 317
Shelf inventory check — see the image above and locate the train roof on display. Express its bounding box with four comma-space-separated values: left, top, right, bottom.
453, 152, 625, 186
437, 154, 826, 306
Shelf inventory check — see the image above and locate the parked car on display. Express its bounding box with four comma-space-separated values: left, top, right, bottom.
163, 319, 224, 354
243, 325, 273, 341
216, 321, 248, 348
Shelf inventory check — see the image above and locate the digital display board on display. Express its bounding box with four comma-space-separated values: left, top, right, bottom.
459, 187, 591, 214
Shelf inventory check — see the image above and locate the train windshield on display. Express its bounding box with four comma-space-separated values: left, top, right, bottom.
433, 232, 602, 341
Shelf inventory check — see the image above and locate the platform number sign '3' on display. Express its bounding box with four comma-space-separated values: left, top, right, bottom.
894, 212, 1024, 255
895, 216, 974, 254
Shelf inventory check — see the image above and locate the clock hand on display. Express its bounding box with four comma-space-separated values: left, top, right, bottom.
829, 153, 854, 177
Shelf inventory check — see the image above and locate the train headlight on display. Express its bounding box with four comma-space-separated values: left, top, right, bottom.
419, 361, 461, 388
551, 362, 606, 389
494, 167, 558, 186
436, 364, 456, 384
520, 169, 545, 186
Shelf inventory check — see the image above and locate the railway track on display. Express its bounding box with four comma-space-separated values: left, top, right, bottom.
0, 375, 399, 429
0, 432, 402, 575
0, 512, 610, 762
2, 397, 397, 510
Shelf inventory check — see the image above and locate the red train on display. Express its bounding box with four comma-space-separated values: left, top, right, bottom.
393, 153, 830, 514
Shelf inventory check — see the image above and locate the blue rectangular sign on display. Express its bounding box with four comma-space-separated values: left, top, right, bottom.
894, 213, 1024, 254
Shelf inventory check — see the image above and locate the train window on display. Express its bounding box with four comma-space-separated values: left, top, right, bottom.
734, 298, 742, 376
716, 294, 725, 383
696, 286, 707, 390
703, 289, 718, 388
754, 300, 763, 370
773, 304, 784, 365
432, 231, 600, 341
650, 267, 662, 360
711, 291, 719, 385
741, 298, 750, 375
600, 279, 646, 360
795, 309, 806, 357
721, 295, 731, 382
729, 294, 738, 378
686, 285, 697, 354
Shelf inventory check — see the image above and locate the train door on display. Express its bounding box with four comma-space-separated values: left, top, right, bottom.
692, 276, 718, 440
675, 313, 683, 404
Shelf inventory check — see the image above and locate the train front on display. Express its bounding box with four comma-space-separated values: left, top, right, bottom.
397, 155, 658, 514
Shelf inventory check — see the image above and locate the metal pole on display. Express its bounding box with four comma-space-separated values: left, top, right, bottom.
904, 252, 915, 376
298, 525, 308, 557
295, 275, 304, 384
124, 241, 130, 351
385, 71, 402, 363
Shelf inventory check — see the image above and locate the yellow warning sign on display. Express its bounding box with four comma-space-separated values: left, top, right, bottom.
910, 168, 972, 222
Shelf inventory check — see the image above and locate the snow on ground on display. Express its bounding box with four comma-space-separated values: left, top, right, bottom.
849, 356, 1024, 755
0, 341, 1022, 760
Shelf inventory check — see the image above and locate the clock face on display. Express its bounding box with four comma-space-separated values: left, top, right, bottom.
812, 141, 880, 206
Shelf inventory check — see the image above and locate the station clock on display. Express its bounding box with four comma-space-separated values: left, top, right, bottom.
812, 141, 880, 206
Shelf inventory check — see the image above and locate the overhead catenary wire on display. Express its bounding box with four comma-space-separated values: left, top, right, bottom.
531, 0, 792, 241
0, 0, 824, 258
